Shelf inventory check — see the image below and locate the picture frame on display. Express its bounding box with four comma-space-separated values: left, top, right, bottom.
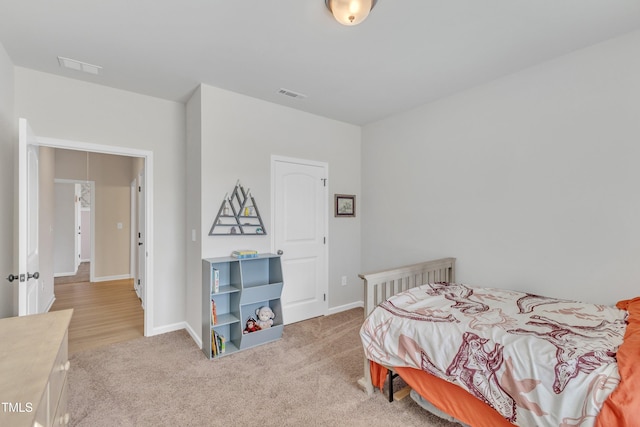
335, 194, 356, 217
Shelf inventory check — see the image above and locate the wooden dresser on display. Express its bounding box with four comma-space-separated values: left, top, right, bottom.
0, 309, 73, 427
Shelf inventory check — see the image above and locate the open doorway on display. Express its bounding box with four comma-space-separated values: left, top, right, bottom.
52, 179, 94, 284
47, 149, 147, 353
29, 135, 154, 352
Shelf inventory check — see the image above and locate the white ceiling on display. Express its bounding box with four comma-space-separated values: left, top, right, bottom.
1, 1, 639, 125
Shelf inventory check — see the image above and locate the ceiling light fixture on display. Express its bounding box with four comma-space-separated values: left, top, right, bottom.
325, 0, 377, 26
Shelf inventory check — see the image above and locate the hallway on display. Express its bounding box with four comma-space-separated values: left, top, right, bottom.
50, 272, 144, 354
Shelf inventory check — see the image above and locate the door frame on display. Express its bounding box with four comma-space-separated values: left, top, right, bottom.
134, 168, 146, 308
37, 136, 154, 337
270, 155, 329, 322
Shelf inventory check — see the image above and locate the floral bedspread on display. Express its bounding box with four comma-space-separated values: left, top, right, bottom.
360, 283, 628, 427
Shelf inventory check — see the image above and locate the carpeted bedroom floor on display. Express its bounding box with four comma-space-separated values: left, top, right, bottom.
68, 308, 460, 426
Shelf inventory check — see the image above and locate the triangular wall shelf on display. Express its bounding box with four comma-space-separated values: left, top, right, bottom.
209, 181, 267, 236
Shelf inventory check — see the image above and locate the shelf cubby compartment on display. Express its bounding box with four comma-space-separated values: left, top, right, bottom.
239, 255, 283, 288
241, 324, 284, 350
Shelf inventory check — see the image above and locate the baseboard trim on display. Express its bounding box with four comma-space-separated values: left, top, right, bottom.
184, 322, 202, 349
92, 274, 132, 282
54, 271, 77, 278
149, 321, 189, 338
327, 300, 364, 316
43, 296, 56, 313
147, 321, 202, 349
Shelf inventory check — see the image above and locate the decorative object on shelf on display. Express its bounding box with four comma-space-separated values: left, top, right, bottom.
209, 181, 267, 235
232, 249, 258, 259
255, 306, 275, 329
325, 0, 377, 26
243, 317, 261, 334
335, 194, 356, 217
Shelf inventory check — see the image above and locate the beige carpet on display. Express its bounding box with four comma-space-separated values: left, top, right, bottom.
68, 308, 460, 427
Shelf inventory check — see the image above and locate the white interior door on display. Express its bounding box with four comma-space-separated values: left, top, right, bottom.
136, 170, 146, 308
272, 157, 328, 324
17, 118, 40, 316
74, 183, 82, 272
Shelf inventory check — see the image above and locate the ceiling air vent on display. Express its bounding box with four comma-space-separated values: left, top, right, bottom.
277, 88, 307, 99
58, 56, 102, 75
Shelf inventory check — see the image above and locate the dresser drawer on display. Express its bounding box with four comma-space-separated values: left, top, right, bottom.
49, 330, 69, 423
32, 384, 49, 427
51, 378, 69, 427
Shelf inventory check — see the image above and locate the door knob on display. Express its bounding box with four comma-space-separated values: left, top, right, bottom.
277, 250, 283, 255
6, 274, 19, 283
28, 272, 40, 280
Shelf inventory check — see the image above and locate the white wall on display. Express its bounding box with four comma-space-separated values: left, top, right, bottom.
0, 42, 14, 318
54, 150, 133, 280
185, 84, 362, 342
15, 68, 186, 332
362, 29, 640, 306
53, 182, 76, 275
185, 87, 202, 341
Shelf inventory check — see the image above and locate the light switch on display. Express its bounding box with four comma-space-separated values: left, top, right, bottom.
117, 222, 123, 229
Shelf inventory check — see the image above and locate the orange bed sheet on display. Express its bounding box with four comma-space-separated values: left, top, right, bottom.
371, 360, 513, 427
369, 296, 640, 427
594, 297, 640, 427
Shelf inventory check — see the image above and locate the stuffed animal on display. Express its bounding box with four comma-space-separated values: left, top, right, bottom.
255, 306, 275, 329
243, 317, 261, 334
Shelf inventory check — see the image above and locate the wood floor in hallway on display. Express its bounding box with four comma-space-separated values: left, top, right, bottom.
50, 278, 144, 354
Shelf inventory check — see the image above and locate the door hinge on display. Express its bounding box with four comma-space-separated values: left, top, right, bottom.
323, 237, 326, 244
323, 293, 326, 302
138, 186, 141, 192
138, 279, 140, 285
321, 178, 327, 187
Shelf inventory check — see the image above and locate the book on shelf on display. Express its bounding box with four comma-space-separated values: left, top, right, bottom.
219, 334, 226, 354
211, 299, 217, 325
231, 249, 258, 259
214, 330, 221, 356
212, 267, 219, 293
211, 330, 226, 357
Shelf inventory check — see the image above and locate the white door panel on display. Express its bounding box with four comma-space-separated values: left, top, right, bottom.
18, 118, 41, 316
136, 170, 146, 308
273, 157, 327, 324
75, 184, 81, 272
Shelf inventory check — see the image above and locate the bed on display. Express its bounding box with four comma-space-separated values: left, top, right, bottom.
358, 258, 640, 427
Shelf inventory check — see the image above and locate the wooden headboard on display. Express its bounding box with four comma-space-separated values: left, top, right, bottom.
359, 257, 456, 317
358, 257, 456, 395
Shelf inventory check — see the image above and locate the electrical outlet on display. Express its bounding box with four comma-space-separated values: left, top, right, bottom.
341, 276, 347, 286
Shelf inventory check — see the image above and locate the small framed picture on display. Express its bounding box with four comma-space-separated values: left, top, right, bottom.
335, 194, 356, 217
